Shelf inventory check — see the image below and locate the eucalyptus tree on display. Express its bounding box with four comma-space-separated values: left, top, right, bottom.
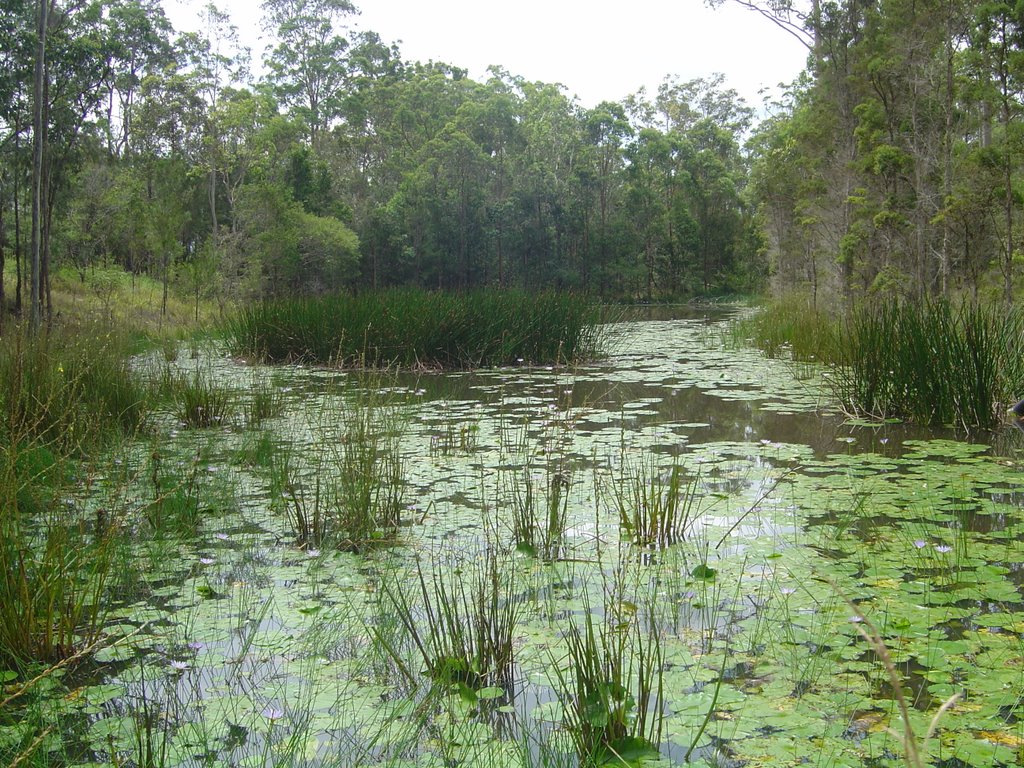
261, 0, 356, 149
99, 0, 174, 158
23, 0, 118, 327
582, 100, 631, 292
965, 0, 1024, 304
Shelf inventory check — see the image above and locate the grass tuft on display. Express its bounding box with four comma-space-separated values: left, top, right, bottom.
227, 289, 606, 369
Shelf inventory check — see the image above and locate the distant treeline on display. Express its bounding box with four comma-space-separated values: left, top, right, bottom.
0, 0, 763, 326
5, 0, 1020, 325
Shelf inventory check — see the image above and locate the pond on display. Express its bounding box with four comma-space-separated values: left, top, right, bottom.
34, 308, 1024, 767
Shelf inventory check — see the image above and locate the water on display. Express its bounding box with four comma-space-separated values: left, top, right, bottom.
32, 309, 1024, 768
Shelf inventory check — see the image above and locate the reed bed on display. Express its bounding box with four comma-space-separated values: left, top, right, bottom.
730, 297, 839, 362
832, 300, 1024, 429
0, 325, 149, 667
741, 298, 1024, 429
0, 327, 148, 454
227, 289, 606, 369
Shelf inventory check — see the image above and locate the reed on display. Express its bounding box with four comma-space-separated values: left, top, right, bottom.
552, 586, 664, 765
0, 326, 148, 454
507, 453, 573, 561
269, 383, 406, 551
731, 297, 839, 362
0, 444, 116, 666
168, 368, 234, 429
616, 459, 700, 549
377, 546, 521, 696
832, 299, 1019, 429
227, 289, 606, 369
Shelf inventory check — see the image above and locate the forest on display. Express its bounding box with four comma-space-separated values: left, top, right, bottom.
4, 0, 1024, 327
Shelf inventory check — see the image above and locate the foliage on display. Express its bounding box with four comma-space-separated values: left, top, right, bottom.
167, 367, 234, 429
0, 326, 148, 454
378, 546, 520, 696
731, 297, 840, 362
553, 587, 663, 766
269, 380, 405, 551
616, 459, 701, 549
830, 299, 1024, 429
227, 288, 607, 369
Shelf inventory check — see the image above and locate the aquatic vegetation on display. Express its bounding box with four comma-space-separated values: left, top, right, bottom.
615, 458, 700, 549
244, 373, 287, 427
269, 382, 406, 551
552, 582, 664, 766
0, 448, 117, 665
0, 325, 148, 453
730, 296, 839, 362
227, 288, 607, 369
9, 311, 1024, 768
169, 367, 234, 428
378, 546, 521, 698
829, 299, 1015, 428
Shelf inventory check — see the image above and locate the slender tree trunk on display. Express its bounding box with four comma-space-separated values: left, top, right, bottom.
941, 3, 954, 296
14, 136, 22, 314
0, 195, 5, 332
30, 0, 49, 332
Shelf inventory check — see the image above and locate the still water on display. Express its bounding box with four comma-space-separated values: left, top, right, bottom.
54, 308, 1024, 767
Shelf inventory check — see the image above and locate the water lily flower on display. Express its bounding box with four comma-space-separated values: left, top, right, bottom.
912, 540, 928, 549
169, 660, 189, 671
780, 587, 797, 595
199, 557, 215, 565
261, 706, 285, 722
215, 533, 230, 541
934, 544, 952, 553
306, 548, 321, 558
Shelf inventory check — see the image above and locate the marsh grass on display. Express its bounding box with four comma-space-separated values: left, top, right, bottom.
0, 447, 117, 666
0, 326, 149, 453
244, 374, 286, 427
553, 584, 664, 766
616, 459, 701, 549
269, 381, 406, 551
168, 368, 234, 428
507, 455, 573, 562
228, 289, 606, 369
828, 299, 1024, 428
730, 297, 838, 362
0, 330, 139, 667
143, 449, 204, 536
378, 547, 521, 697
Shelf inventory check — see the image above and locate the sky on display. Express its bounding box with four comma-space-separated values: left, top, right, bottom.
165, 0, 809, 111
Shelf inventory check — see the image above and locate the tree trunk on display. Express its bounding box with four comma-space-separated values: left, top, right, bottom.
30, 0, 49, 332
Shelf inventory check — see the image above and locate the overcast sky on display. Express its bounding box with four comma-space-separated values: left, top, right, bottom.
166, 0, 809, 111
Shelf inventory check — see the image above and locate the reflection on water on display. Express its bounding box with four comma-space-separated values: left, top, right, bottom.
52, 311, 1024, 767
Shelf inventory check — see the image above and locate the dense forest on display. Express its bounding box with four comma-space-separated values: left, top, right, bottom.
1, 0, 1023, 327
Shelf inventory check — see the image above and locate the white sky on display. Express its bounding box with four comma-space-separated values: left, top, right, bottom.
166, 0, 809, 111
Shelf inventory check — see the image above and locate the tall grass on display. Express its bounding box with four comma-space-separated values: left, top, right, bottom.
552, 585, 664, 765
730, 296, 839, 362
740, 298, 1024, 429
377, 546, 521, 696
0, 325, 146, 667
227, 289, 606, 369
0, 326, 149, 453
269, 383, 406, 551
832, 300, 1024, 429
616, 459, 701, 549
